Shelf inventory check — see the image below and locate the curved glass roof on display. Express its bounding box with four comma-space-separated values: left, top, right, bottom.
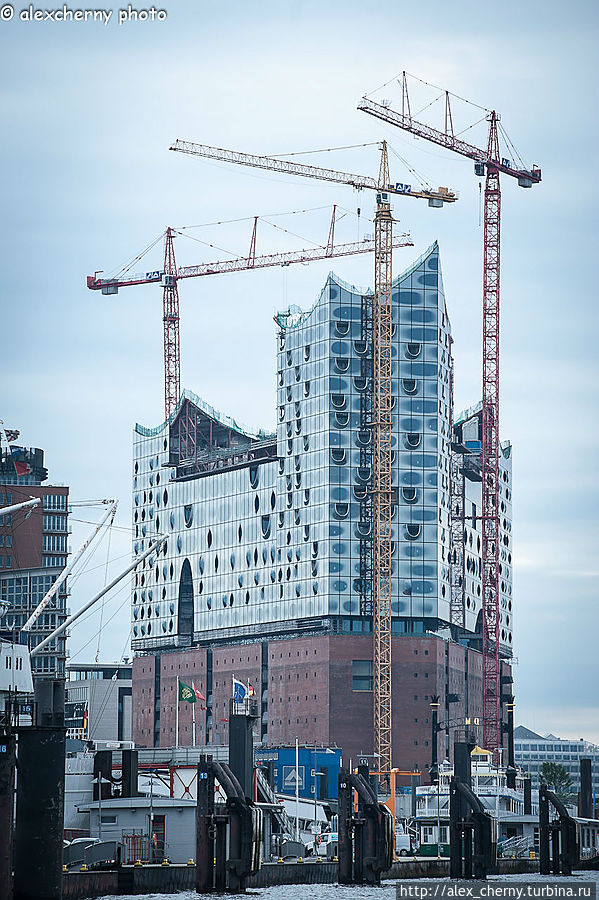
275, 241, 440, 332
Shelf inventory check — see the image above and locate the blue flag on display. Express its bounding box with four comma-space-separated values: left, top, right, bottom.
233, 677, 247, 701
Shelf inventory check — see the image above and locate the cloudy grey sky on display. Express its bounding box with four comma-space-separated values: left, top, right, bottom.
1, 0, 597, 741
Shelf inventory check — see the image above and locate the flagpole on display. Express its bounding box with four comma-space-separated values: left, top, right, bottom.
192, 699, 196, 748
295, 737, 300, 842
175, 675, 179, 748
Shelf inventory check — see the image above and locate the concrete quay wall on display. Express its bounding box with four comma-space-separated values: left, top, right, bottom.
61, 857, 540, 897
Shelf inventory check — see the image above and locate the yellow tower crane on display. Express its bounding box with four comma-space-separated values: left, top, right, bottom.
171, 138, 457, 775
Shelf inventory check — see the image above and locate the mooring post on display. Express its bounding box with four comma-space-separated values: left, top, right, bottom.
449, 775, 462, 879
214, 820, 227, 891
0, 733, 16, 900
337, 770, 353, 884
13, 726, 65, 900
539, 785, 550, 875
579, 759, 592, 818
196, 754, 214, 893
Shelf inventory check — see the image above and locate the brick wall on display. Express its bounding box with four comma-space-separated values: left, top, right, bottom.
160, 648, 208, 746
268, 636, 330, 746
132, 635, 509, 771
132, 654, 155, 747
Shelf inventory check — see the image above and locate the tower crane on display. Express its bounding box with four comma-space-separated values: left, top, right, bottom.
87, 216, 414, 420
358, 73, 541, 755
170, 138, 458, 775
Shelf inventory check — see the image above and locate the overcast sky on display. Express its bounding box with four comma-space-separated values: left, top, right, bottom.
1, 0, 597, 743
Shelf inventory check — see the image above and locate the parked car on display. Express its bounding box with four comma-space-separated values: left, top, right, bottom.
395, 832, 415, 856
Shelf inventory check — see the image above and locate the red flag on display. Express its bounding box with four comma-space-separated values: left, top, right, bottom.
248, 683, 255, 697
192, 681, 206, 702
13, 460, 32, 477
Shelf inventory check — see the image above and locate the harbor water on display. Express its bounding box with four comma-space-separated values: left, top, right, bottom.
101, 870, 599, 900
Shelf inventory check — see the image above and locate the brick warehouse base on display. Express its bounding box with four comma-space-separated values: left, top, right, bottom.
132, 633, 511, 772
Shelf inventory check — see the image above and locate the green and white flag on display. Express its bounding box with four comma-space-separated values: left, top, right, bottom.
178, 680, 196, 703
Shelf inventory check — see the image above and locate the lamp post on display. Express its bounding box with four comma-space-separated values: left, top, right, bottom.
97, 774, 103, 842
436, 770, 440, 858
295, 738, 299, 843
148, 772, 155, 862
494, 747, 504, 825
313, 748, 318, 831
429, 696, 440, 785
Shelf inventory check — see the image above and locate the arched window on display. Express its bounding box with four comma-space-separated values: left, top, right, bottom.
177, 559, 194, 646
334, 502, 349, 519
331, 448, 347, 465
402, 487, 418, 504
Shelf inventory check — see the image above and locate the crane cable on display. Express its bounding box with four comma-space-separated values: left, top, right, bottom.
66, 580, 130, 661
106, 230, 165, 282
87, 625, 132, 741
267, 141, 380, 158
175, 205, 358, 261
176, 205, 334, 231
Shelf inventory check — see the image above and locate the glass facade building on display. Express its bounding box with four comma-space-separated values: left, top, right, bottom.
131, 243, 512, 658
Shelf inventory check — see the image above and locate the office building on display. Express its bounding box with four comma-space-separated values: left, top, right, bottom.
514, 725, 599, 801
65, 661, 133, 742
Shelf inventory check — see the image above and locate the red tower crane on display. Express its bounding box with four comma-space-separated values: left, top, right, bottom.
358, 73, 541, 754
87, 213, 413, 420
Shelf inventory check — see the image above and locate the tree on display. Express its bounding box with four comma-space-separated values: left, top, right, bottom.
539, 762, 573, 799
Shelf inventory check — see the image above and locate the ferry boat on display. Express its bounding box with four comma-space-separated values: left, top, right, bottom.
413, 746, 599, 860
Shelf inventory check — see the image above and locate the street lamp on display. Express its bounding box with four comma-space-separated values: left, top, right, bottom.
147, 771, 156, 861
92, 774, 104, 842
494, 747, 504, 825
429, 696, 441, 785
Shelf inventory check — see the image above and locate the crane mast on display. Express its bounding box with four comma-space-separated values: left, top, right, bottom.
358, 75, 541, 755
481, 114, 501, 752
163, 227, 182, 419
372, 145, 394, 773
